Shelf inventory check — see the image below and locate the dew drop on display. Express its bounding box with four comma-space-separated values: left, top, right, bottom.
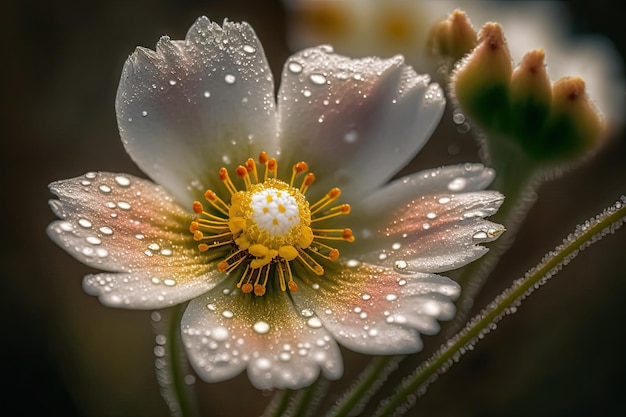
99, 226, 113, 235
222, 310, 234, 319
394, 260, 408, 271
141, 110, 148, 117
279, 352, 291, 362
301, 309, 314, 318
207, 303, 216, 311
253, 321, 270, 335
391, 242, 401, 250
203, 91, 211, 98
98, 185, 112, 194
386, 294, 398, 302
361, 293, 371, 301
58, 222, 73, 232
117, 201, 131, 210
452, 110, 465, 124
438, 196, 451, 204
422, 223, 431, 230
288, 61, 303, 74
85, 236, 102, 245
212, 326, 229, 341
242, 44, 256, 54
169, 79, 177, 86
448, 177, 467, 192
224, 74, 236, 84
426, 212, 437, 220
472, 231, 489, 242
78, 218, 92, 228
151, 277, 161, 284
114, 175, 131, 187
307, 317, 322, 329
309, 73, 327, 85
135, 234, 145, 240
160, 248, 173, 256
163, 279, 176, 287
85, 172, 97, 179
302, 89, 312, 97
148, 243, 160, 251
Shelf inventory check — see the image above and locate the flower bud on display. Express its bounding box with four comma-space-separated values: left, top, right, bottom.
426, 10, 477, 63
452, 23, 512, 131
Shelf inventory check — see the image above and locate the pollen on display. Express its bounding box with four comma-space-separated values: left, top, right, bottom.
190, 152, 354, 296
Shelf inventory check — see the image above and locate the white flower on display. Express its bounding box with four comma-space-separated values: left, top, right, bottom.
47, 17, 504, 390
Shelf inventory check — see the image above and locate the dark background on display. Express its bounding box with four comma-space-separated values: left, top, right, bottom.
3, 1, 626, 416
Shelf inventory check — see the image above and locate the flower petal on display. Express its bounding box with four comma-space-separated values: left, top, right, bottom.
116, 17, 278, 206
47, 172, 221, 308
292, 263, 460, 354
277, 45, 445, 200
181, 281, 343, 389
351, 189, 504, 273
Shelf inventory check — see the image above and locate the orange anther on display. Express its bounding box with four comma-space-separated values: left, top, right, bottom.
268, 158, 277, 172
241, 283, 253, 293
219, 167, 229, 181
217, 261, 229, 272
339, 204, 351, 214
329, 249, 340, 261
294, 161, 308, 173
193, 230, 204, 241
303, 173, 316, 186
192, 201, 203, 214
245, 158, 255, 172
236, 165, 248, 177
259, 151, 268, 164
204, 190, 217, 201
288, 281, 299, 292
198, 243, 210, 252
189, 222, 199, 232
254, 284, 266, 296
342, 228, 355, 242
328, 188, 341, 199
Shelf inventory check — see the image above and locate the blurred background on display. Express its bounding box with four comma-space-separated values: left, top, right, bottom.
3, 0, 625, 416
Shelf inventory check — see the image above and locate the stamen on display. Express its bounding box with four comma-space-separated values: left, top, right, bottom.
300, 173, 316, 194
290, 161, 309, 187
236, 165, 252, 190
204, 190, 230, 216
296, 248, 325, 275
311, 204, 351, 222
310, 188, 341, 214
246, 158, 259, 183
219, 167, 239, 196
191, 152, 354, 297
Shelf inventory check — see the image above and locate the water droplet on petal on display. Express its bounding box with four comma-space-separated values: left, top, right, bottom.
114, 175, 131, 187
99, 185, 112, 194
163, 279, 176, 286
242, 44, 256, 54
386, 294, 398, 302
302, 89, 312, 97
212, 326, 229, 341
438, 196, 451, 204
222, 310, 234, 319
448, 177, 467, 192
86, 236, 102, 245
203, 91, 211, 98
78, 218, 92, 228
288, 61, 303, 74
426, 212, 437, 220
472, 231, 489, 242
307, 317, 322, 329
309, 73, 327, 85
394, 260, 408, 271
99, 226, 113, 235
224, 74, 236, 84
117, 201, 131, 210
169, 79, 177, 86
253, 321, 270, 334
141, 110, 148, 117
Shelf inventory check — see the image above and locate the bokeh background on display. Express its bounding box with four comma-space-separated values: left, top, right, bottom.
3, 0, 626, 416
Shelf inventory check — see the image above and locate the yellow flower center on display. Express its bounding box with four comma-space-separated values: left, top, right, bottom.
190, 152, 354, 296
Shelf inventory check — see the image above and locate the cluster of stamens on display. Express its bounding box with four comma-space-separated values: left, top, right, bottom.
190, 152, 354, 296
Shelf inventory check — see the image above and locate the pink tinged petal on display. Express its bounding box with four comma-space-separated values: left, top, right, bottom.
116, 17, 278, 207
354, 190, 505, 273
181, 284, 343, 390
292, 264, 460, 355
47, 172, 221, 308
277, 46, 445, 200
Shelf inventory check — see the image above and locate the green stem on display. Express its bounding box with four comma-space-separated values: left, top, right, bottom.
326, 355, 403, 417
374, 196, 626, 417
263, 389, 295, 417
153, 304, 200, 417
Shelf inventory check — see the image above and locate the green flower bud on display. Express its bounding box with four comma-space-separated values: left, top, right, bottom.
426, 10, 477, 63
